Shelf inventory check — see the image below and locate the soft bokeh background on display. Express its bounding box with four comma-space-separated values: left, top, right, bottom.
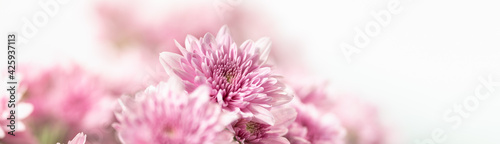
1, 0, 500, 143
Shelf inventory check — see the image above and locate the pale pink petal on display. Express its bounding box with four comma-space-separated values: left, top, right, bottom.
159, 52, 184, 76
68, 132, 86, 144
260, 137, 291, 144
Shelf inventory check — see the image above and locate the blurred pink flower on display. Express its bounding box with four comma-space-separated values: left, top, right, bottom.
160, 26, 293, 125
332, 96, 386, 144
20, 64, 117, 130
280, 76, 346, 144
95, 1, 226, 95
57, 132, 87, 144
113, 78, 238, 144
96, 1, 223, 61
230, 106, 296, 144
285, 100, 346, 144
288, 76, 385, 144
16, 63, 120, 144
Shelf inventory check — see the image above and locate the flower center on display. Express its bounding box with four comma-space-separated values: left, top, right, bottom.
163, 125, 175, 137
233, 120, 271, 143
224, 72, 234, 83
212, 61, 242, 91
245, 122, 259, 134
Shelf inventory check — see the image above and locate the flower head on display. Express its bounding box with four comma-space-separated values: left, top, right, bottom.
160, 25, 292, 125
113, 78, 237, 144
285, 75, 384, 144
281, 77, 346, 144
332, 96, 386, 144
20, 64, 117, 130
285, 100, 346, 144
230, 106, 296, 144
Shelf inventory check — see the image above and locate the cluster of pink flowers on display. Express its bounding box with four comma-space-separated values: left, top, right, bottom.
2, 0, 390, 141
110, 26, 299, 143
2, 24, 387, 144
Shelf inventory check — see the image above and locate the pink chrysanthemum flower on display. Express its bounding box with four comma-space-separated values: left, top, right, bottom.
113, 78, 238, 144
277, 76, 346, 144
160, 25, 292, 125
332, 96, 385, 144
285, 75, 384, 144
57, 132, 87, 144
229, 106, 296, 144
291, 79, 384, 144
19, 64, 117, 130
285, 99, 346, 144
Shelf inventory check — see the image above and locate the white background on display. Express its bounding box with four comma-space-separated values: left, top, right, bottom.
1, 0, 500, 144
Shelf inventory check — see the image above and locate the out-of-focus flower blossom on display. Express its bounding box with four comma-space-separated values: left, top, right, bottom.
57, 132, 87, 144
20, 64, 117, 130
16, 63, 120, 144
287, 75, 385, 144
285, 99, 345, 144
332, 96, 386, 144
96, 1, 223, 60
160, 26, 292, 125
113, 78, 238, 144
290, 80, 338, 113
230, 106, 296, 144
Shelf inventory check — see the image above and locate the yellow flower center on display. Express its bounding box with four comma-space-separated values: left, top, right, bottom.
245, 122, 259, 134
